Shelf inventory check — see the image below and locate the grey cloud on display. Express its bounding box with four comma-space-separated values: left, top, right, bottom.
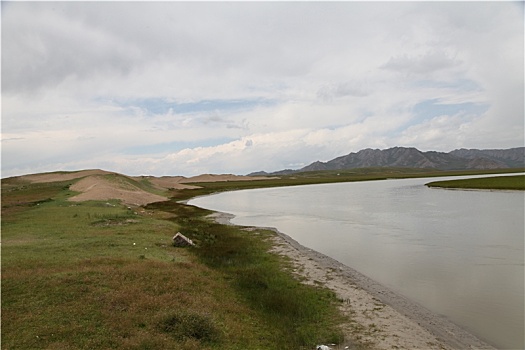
201, 115, 226, 125
1, 137, 25, 142
2, 3, 142, 94
381, 51, 459, 75
200, 114, 248, 131
317, 82, 369, 102
2, 2, 392, 97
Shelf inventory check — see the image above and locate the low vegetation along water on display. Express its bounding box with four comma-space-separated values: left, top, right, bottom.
190, 174, 525, 349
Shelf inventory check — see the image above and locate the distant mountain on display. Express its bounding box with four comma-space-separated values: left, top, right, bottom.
250, 147, 524, 175
248, 169, 296, 176
449, 148, 525, 168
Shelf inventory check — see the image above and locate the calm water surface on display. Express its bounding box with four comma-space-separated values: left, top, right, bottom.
189, 175, 524, 349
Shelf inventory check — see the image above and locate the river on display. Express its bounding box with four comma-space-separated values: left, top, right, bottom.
189, 174, 524, 349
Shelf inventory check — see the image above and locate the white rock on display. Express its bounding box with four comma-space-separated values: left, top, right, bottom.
172, 232, 195, 247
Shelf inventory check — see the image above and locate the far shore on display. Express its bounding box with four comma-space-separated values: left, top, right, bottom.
208, 210, 496, 350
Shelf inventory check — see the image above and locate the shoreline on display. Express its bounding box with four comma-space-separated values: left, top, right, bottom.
208, 211, 496, 350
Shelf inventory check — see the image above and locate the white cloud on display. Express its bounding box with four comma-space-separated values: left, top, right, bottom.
1, 2, 523, 178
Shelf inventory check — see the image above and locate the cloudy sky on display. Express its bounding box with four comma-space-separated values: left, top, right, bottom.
2, 1, 523, 178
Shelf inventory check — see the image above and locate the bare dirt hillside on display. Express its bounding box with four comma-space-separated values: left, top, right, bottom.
69, 175, 168, 206
19, 170, 276, 206
139, 174, 276, 190
21, 169, 114, 183
137, 176, 202, 190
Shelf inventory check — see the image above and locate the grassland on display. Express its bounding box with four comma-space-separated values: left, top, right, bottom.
426, 174, 525, 190
2, 167, 523, 349
1, 177, 344, 349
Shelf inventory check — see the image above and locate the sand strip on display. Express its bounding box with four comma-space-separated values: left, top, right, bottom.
208, 211, 496, 350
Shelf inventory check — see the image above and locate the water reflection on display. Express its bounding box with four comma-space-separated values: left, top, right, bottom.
190, 175, 524, 349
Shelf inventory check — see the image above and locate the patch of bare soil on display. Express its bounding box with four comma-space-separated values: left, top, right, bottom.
69, 175, 167, 206
140, 174, 277, 190
22, 169, 114, 183
142, 176, 202, 190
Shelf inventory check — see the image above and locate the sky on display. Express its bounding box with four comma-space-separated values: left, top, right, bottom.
2, 1, 524, 178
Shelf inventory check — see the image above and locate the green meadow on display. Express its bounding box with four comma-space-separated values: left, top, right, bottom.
2, 167, 523, 349
1, 177, 344, 350
426, 174, 525, 190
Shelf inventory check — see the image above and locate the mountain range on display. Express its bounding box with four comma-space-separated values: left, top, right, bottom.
250, 147, 525, 176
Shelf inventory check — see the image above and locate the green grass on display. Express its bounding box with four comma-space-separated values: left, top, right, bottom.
147, 199, 344, 347
426, 175, 525, 190
2, 177, 345, 349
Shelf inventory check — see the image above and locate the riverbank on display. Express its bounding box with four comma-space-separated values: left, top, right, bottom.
426, 174, 525, 190
209, 211, 496, 350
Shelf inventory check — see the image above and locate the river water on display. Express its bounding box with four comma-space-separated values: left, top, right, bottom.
189, 175, 524, 349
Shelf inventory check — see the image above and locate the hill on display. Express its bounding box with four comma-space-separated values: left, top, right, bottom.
6, 170, 273, 206
250, 147, 524, 175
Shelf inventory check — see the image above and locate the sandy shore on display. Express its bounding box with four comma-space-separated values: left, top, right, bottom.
209, 211, 496, 350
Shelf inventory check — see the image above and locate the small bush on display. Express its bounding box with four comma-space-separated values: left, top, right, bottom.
158, 311, 219, 343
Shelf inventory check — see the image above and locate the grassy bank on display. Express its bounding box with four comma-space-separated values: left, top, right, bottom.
426, 174, 525, 190
146, 200, 344, 347
1, 178, 344, 349
171, 168, 525, 201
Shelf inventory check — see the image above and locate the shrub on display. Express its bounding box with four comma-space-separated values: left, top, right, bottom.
158, 310, 219, 343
